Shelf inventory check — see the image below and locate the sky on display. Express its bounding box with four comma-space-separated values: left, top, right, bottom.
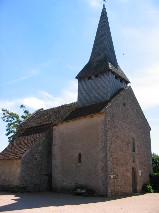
0, 0, 159, 154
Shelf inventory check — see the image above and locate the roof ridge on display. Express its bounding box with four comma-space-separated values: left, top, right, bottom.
42, 102, 77, 113
19, 108, 43, 127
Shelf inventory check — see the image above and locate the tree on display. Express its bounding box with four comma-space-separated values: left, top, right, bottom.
152, 153, 159, 173
1, 105, 31, 142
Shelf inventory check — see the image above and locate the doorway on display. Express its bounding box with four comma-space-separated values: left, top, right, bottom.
132, 167, 137, 193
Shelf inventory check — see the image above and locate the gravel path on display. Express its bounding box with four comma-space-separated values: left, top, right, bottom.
0, 192, 158, 213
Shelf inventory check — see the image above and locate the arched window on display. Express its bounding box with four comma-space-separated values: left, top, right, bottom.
78, 153, 82, 164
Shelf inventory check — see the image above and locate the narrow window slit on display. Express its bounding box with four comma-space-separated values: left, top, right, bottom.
78, 153, 82, 164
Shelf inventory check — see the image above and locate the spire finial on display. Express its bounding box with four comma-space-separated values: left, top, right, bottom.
103, 0, 106, 9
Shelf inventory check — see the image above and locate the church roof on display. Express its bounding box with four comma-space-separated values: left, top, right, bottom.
65, 88, 124, 121
19, 102, 77, 129
76, 5, 130, 83
64, 100, 108, 121
0, 87, 128, 160
0, 127, 48, 160
0, 103, 77, 160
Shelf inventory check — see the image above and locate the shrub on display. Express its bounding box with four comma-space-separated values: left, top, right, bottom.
142, 183, 154, 193
150, 173, 159, 192
152, 153, 159, 173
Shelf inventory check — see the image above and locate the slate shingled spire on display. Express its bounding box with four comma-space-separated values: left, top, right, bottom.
76, 5, 129, 83
77, 4, 129, 107
90, 4, 118, 68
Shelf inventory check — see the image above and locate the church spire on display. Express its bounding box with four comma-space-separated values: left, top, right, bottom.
76, 5, 129, 83
90, 4, 118, 68
76, 4, 129, 107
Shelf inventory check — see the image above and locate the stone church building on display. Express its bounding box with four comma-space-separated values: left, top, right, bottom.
0, 5, 152, 197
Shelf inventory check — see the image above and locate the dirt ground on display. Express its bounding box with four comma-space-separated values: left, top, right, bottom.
0, 192, 159, 213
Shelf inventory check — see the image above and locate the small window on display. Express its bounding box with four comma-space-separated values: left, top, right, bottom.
88, 76, 92, 80
78, 153, 82, 164
132, 138, 136, 152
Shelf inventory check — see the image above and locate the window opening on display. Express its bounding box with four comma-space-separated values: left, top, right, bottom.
132, 138, 136, 152
78, 153, 82, 164
95, 74, 99, 78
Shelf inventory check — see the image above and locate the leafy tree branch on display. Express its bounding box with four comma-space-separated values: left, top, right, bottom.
1, 105, 31, 142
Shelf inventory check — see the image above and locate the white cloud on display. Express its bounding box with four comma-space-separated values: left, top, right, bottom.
2, 68, 39, 86
85, 0, 100, 8
22, 97, 47, 110
0, 80, 78, 113
0, 101, 16, 110
2, 61, 52, 87
131, 64, 159, 110
0, 81, 77, 151
119, 5, 159, 111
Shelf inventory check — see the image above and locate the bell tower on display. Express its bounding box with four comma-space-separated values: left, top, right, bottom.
76, 5, 130, 107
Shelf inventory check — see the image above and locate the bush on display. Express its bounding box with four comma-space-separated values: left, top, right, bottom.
142, 183, 154, 193
150, 173, 159, 192
152, 153, 159, 173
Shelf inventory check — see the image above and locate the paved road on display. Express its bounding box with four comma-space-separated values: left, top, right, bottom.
0, 192, 158, 213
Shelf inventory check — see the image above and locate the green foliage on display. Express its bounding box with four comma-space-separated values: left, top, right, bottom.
152, 153, 159, 173
142, 183, 154, 193
1, 105, 31, 142
150, 173, 159, 192
150, 172, 159, 177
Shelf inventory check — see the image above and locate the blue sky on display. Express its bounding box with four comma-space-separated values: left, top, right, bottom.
0, 0, 159, 154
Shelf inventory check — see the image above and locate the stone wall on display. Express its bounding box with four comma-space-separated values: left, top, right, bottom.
52, 114, 108, 196
0, 160, 21, 190
21, 128, 52, 191
105, 87, 152, 197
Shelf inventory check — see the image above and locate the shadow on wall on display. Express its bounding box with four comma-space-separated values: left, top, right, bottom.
0, 192, 141, 212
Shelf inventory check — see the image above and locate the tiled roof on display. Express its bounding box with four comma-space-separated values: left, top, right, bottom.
64, 101, 108, 121
0, 88, 125, 160
0, 128, 47, 160
0, 103, 77, 160
76, 60, 130, 83
65, 88, 125, 121
19, 102, 77, 129
76, 57, 110, 79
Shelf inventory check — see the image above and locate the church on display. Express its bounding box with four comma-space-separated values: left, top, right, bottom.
0, 5, 152, 197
